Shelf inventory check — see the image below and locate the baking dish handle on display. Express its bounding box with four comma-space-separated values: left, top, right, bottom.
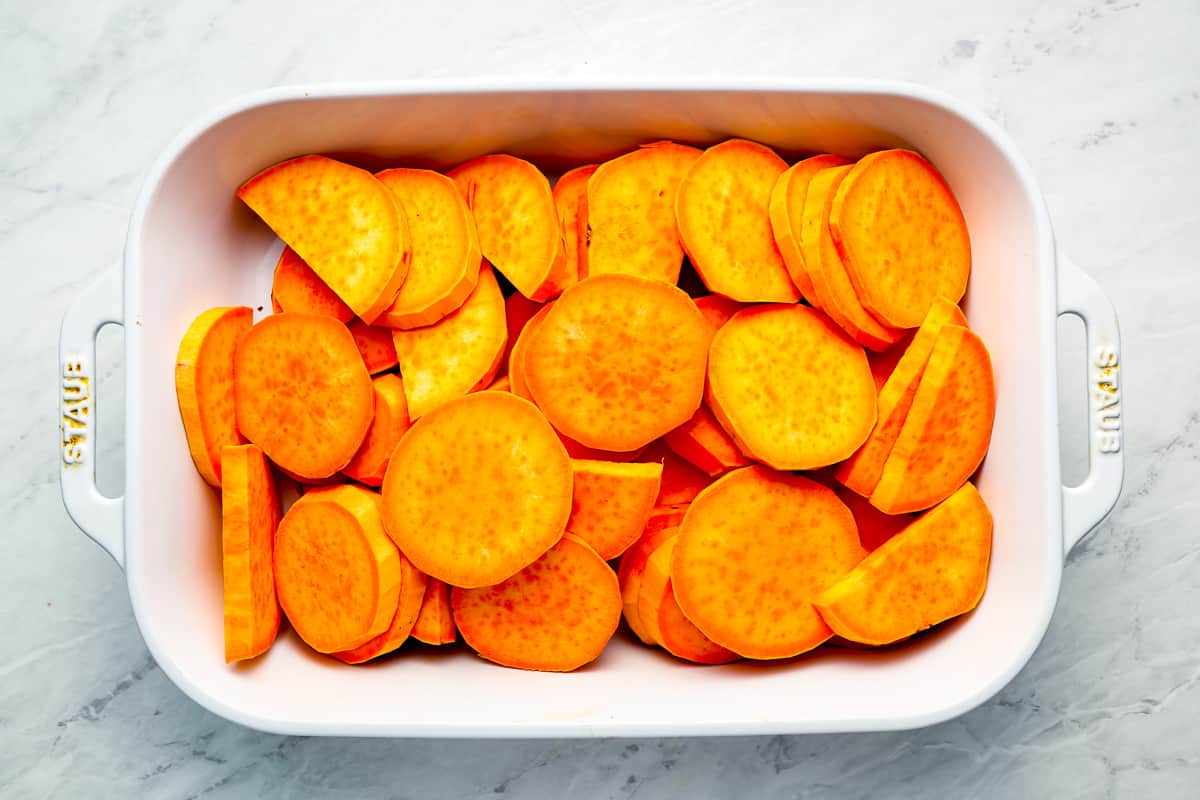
59, 264, 125, 569
1057, 253, 1123, 556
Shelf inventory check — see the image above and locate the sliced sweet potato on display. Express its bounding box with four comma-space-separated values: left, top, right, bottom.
487, 374, 511, 392
333, 554, 428, 664
271, 247, 354, 322
374, 168, 481, 329
524, 274, 710, 451
567, 459, 663, 559
274, 484, 402, 653
391, 263, 506, 419
816, 483, 992, 645
552, 164, 596, 289
868, 332, 913, 393
871, 326, 995, 514
584, 142, 701, 283
238, 155, 410, 324
800, 165, 903, 351
557, 435, 645, 462
617, 507, 687, 644
342, 374, 411, 487
836, 299, 967, 496
234, 313, 373, 480
693, 294, 747, 335
506, 302, 554, 402
830, 149, 971, 329
220, 444, 281, 663
176, 306, 252, 486
503, 291, 543, 367
769, 154, 852, 304
452, 534, 621, 672
706, 305, 876, 470
663, 405, 751, 477
675, 140, 798, 303
833, 484, 913, 552
639, 537, 738, 665
411, 578, 456, 645
636, 536, 676, 645
449, 155, 567, 301
671, 467, 864, 659
381, 391, 572, 588
640, 441, 711, 505
347, 319, 398, 374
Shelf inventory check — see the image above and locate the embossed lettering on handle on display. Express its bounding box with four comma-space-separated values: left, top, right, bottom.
62, 355, 91, 466
1092, 345, 1120, 455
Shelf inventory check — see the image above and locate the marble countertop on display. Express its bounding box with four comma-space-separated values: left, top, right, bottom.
3, 0, 1196, 796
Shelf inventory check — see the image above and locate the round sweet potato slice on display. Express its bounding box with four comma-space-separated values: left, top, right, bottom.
452, 535, 621, 672
671, 467, 865, 659
638, 537, 739, 665
617, 507, 687, 644
524, 274, 710, 451
381, 391, 572, 588
768, 154, 851, 304
830, 149, 971, 329
332, 553, 428, 664
342, 374, 411, 487
706, 305, 876, 470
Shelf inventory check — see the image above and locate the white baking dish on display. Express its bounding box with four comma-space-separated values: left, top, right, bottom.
58, 79, 1123, 737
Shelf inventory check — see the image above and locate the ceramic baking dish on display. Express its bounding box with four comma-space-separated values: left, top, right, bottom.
58, 79, 1124, 737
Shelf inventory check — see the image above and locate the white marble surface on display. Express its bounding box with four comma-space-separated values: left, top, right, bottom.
2, 0, 1197, 796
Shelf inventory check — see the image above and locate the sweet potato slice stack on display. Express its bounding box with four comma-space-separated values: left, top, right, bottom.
639, 537, 739, 665
618, 507, 687, 644
411, 578, 456, 645
769, 154, 851, 304
552, 164, 596, 290
333, 555, 428, 664
342, 374, 411, 487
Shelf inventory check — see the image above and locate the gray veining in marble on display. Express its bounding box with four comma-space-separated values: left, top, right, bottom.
3, 0, 1198, 797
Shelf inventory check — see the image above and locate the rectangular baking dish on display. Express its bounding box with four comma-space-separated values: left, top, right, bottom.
58, 79, 1124, 737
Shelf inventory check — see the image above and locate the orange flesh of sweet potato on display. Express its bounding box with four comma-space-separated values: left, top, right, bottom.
815, 483, 992, 645
391, 263, 507, 420
871, 325, 996, 514
452, 534, 621, 672
636, 536, 677, 645
411, 578, 456, 645
449, 155, 566, 302
693, 294, 747, 335
617, 508, 687, 644
830, 149, 971, 329
566, 459, 663, 560
834, 483, 913, 552
176, 306, 251, 486
333, 554, 428, 663
346, 319, 398, 374
271, 247, 355, 323
658, 578, 740, 665
663, 404, 752, 476
503, 291, 543, 367
342, 374, 411, 487
675, 139, 798, 303
487, 374, 511, 392
524, 274, 710, 451
639, 441, 711, 505
868, 332, 914, 393
507, 302, 554, 402
706, 305, 876, 470
234, 313, 373, 480
552, 164, 596, 290
671, 467, 865, 659
768, 154, 851, 304
381, 391, 573, 588
375, 168, 481, 329
221, 444, 281, 663
835, 299, 967, 496
800, 165, 903, 352
584, 142, 701, 284
237, 155, 410, 324
273, 484, 402, 653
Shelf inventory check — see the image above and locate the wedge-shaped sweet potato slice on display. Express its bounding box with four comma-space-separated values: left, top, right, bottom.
816, 483, 992, 645
639, 537, 739, 665
274, 484, 401, 653
836, 299, 967, 496
176, 306, 252, 486
375, 168, 480, 329
238, 155, 410, 324
346, 319, 398, 374
585, 142, 701, 284
707, 305, 876, 470
617, 507, 687, 644
503, 291, 543, 367
452, 535, 621, 672
672, 467, 864, 659
271, 247, 354, 322
871, 325, 995, 514
525, 274, 710, 451
675, 140, 798, 303
567, 459, 663, 560
220, 444, 281, 663
552, 164, 596, 290
768, 154, 851, 304
663, 405, 752, 477
800, 165, 903, 351
834, 484, 913, 552
342, 374, 410, 487
693, 294, 747, 335
333, 554, 427, 664
640, 441, 711, 505
411, 578, 456, 645
234, 313, 373, 480
391, 263, 506, 420
449, 155, 567, 301
381, 391, 572, 588
831, 149, 971, 329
